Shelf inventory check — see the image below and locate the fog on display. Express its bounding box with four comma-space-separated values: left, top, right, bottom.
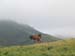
0, 0, 75, 38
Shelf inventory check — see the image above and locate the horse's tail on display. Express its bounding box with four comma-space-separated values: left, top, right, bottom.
30, 35, 32, 39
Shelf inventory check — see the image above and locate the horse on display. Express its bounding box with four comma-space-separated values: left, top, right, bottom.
30, 34, 42, 43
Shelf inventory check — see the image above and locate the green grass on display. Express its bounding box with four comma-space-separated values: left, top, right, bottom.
0, 38, 75, 56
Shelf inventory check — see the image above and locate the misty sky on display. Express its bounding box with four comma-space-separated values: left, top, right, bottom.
0, 0, 75, 37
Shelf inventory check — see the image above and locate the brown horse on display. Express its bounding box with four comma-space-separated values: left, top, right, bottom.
30, 34, 42, 43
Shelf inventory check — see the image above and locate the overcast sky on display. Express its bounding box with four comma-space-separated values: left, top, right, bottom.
0, 0, 75, 37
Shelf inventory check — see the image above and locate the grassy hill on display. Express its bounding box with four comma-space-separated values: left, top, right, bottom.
0, 20, 59, 46
0, 38, 75, 56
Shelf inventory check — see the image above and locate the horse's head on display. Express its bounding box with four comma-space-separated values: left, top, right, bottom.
38, 34, 42, 38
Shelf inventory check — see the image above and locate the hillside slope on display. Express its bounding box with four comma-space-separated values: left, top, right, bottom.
0, 20, 59, 46
0, 38, 75, 56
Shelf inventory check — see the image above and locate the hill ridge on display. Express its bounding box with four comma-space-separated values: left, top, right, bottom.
0, 20, 59, 46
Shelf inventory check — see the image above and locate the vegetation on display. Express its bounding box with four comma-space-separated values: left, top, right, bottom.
0, 38, 75, 56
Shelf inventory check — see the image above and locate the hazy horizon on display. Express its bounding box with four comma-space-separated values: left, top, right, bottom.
0, 0, 75, 38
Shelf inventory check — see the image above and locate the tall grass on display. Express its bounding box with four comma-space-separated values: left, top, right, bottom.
0, 38, 75, 56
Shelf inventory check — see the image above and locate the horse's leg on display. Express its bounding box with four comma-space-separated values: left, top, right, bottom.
39, 39, 42, 43
32, 39, 38, 43
33, 40, 37, 43
39, 40, 42, 43
37, 39, 41, 43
